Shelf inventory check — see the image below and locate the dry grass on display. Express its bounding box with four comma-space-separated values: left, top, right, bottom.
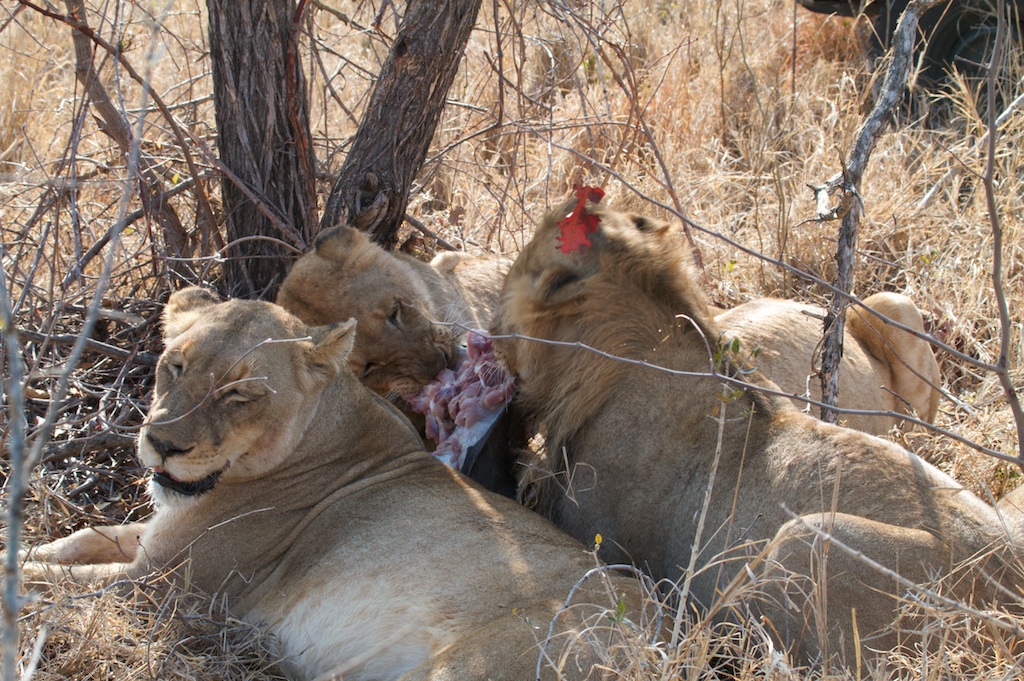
2, 0, 1023, 678
17, 576, 288, 680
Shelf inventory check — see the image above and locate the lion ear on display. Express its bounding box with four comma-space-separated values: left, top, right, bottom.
306, 318, 357, 377
163, 287, 220, 342
535, 261, 596, 307
313, 225, 367, 263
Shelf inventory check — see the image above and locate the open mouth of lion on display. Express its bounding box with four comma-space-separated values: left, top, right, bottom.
152, 468, 223, 497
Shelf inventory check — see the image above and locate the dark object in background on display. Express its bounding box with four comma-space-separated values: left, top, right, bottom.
801, 1, 1022, 120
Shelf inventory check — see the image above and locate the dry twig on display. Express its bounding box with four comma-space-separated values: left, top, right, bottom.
816, 0, 944, 424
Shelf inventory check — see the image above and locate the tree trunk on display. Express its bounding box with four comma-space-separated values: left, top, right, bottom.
320, 0, 483, 248
208, 0, 317, 298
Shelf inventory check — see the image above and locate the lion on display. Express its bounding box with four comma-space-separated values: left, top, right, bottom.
21, 287, 649, 681
276, 225, 511, 396
490, 197, 1023, 667
715, 291, 941, 434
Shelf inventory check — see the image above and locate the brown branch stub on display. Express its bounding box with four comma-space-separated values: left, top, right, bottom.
805, 165, 858, 224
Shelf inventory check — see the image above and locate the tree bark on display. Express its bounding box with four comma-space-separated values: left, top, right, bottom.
208, 0, 317, 297
320, 0, 483, 248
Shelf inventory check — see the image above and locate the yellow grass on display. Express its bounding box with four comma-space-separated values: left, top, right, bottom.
2, 0, 1023, 678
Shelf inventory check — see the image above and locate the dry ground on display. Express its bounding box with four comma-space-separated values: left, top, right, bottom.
1, 0, 1023, 678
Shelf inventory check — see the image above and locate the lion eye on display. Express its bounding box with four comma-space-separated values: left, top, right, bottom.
543, 270, 579, 297
387, 303, 402, 328
165, 358, 184, 380
221, 388, 253, 404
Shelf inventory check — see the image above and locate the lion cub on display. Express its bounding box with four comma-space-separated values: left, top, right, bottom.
22, 287, 647, 681
276, 225, 511, 396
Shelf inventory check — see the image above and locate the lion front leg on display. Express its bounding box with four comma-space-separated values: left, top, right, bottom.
20, 559, 136, 588
21, 522, 147, 565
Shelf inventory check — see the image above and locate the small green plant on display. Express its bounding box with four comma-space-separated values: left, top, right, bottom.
713, 334, 763, 377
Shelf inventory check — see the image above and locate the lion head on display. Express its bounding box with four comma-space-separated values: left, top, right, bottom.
276, 226, 453, 396
140, 286, 357, 508
491, 197, 715, 435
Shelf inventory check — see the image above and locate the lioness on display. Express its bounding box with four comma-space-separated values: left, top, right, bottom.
276, 225, 511, 396
716, 291, 941, 434
491, 197, 1023, 666
22, 287, 647, 681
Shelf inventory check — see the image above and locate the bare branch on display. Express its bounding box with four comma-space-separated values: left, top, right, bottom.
18, 0, 218, 256
980, 0, 1024, 470
1, 241, 30, 681
818, 0, 945, 425
18, 328, 159, 366
476, 328, 1022, 466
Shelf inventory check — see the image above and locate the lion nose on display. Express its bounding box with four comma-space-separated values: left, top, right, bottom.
147, 434, 193, 459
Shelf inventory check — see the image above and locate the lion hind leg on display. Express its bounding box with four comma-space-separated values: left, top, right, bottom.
756, 512, 955, 668
847, 292, 941, 424
21, 521, 147, 565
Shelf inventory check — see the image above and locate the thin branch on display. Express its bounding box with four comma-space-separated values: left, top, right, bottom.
474, 327, 1023, 467
402, 213, 457, 251
981, 0, 1024, 468
1, 242, 30, 681
19, 0, 218, 252
537, 563, 662, 680
671, 384, 729, 646
62, 176, 199, 287
818, 0, 945, 425
18, 329, 159, 366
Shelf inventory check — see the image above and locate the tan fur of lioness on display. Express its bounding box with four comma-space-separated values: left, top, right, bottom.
716, 291, 940, 434
22, 288, 645, 681
491, 199, 1023, 667
276, 225, 511, 396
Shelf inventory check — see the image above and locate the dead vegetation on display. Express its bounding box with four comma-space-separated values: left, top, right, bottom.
1, 0, 1022, 678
